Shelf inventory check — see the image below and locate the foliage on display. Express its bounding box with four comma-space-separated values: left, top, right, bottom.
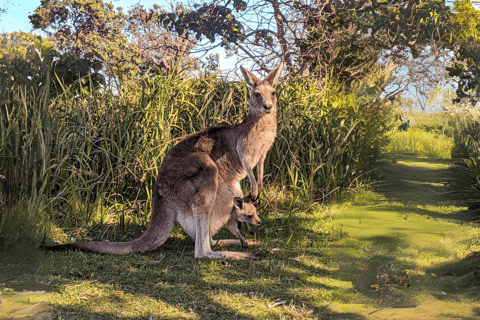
0, 32, 104, 95
29, 0, 141, 78
0, 57, 392, 246
0, 32, 54, 85
127, 4, 197, 75
29, 0, 202, 79
446, 0, 480, 103
159, 0, 334, 76
451, 112, 480, 160
448, 114, 480, 203
303, 0, 453, 83
409, 111, 455, 137
384, 127, 453, 159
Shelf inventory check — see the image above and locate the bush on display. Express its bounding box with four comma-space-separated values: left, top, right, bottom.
383, 127, 453, 159
0, 57, 393, 246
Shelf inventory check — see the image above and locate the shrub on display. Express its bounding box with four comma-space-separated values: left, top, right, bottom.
0, 56, 392, 246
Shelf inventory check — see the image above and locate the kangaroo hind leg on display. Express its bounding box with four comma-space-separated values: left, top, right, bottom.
189, 153, 222, 259
190, 153, 260, 260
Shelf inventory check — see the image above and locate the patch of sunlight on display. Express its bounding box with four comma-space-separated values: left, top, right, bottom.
208, 289, 324, 319
367, 296, 480, 320
0, 290, 51, 319
402, 180, 445, 187
332, 292, 480, 320
50, 282, 196, 319
397, 160, 452, 170
327, 277, 355, 290
290, 255, 334, 272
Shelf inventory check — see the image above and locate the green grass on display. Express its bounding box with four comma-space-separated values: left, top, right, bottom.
330, 154, 480, 319
383, 128, 453, 159
332, 203, 480, 319
1, 189, 339, 319
3, 152, 480, 319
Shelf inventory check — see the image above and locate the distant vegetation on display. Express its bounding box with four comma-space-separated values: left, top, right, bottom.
383, 112, 454, 159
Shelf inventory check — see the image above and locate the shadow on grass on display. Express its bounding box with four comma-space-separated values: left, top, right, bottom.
0, 244, 51, 292
367, 204, 477, 223
374, 154, 473, 207
426, 251, 480, 297
22, 213, 357, 319
359, 235, 410, 251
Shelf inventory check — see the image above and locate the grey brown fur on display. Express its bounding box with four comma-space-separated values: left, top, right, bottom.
44, 63, 283, 259
224, 196, 261, 248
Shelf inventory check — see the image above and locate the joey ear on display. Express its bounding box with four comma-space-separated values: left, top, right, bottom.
265, 63, 283, 85
233, 197, 244, 209
240, 66, 261, 88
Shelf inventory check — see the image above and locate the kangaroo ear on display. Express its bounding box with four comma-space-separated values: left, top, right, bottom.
264, 63, 283, 85
240, 66, 261, 88
234, 197, 244, 209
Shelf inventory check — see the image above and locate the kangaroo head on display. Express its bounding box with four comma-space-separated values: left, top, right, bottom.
240, 63, 283, 115
233, 197, 262, 226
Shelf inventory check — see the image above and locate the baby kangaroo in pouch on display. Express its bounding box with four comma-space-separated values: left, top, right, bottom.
43, 63, 283, 260
214, 196, 261, 249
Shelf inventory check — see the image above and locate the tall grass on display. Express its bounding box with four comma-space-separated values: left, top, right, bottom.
383, 128, 453, 159
0, 61, 392, 247
449, 115, 480, 202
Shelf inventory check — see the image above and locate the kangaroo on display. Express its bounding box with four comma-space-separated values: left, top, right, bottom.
43, 63, 282, 259
213, 196, 261, 249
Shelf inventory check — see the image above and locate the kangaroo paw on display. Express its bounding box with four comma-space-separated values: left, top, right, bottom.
247, 193, 258, 202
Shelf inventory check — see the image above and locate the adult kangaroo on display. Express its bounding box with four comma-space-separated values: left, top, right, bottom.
44, 63, 282, 259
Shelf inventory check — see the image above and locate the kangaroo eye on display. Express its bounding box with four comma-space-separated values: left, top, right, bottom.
272, 91, 276, 96
254, 92, 261, 97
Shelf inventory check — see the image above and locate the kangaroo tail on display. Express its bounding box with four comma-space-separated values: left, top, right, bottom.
42, 191, 175, 255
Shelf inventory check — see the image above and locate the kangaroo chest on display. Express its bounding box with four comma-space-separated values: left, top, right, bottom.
239, 119, 277, 165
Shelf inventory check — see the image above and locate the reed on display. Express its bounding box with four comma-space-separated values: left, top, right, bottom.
0, 64, 391, 246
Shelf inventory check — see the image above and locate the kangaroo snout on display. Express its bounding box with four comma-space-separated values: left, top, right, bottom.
263, 104, 273, 113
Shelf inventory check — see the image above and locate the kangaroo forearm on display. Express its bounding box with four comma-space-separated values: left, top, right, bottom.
244, 166, 258, 197
256, 155, 266, 190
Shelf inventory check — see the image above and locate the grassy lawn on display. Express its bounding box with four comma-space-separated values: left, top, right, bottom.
1, 192, 338, 319
331, 154, 480, 319
2, 154, 480, 319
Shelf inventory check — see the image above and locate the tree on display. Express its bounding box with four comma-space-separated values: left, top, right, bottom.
29, 0, 201, 80
158, 0, 332, 77
127, 4, 198, 75
305, 0, 454, 85
0, 32, 104, 96
445, 0, 480, 103
158, 0, 453, 84
29, 0, 141, 78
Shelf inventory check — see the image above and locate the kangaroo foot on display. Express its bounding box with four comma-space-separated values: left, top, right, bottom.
221, 251, 261, 260
215, 239, 260, 247
203, 251, 224, 259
